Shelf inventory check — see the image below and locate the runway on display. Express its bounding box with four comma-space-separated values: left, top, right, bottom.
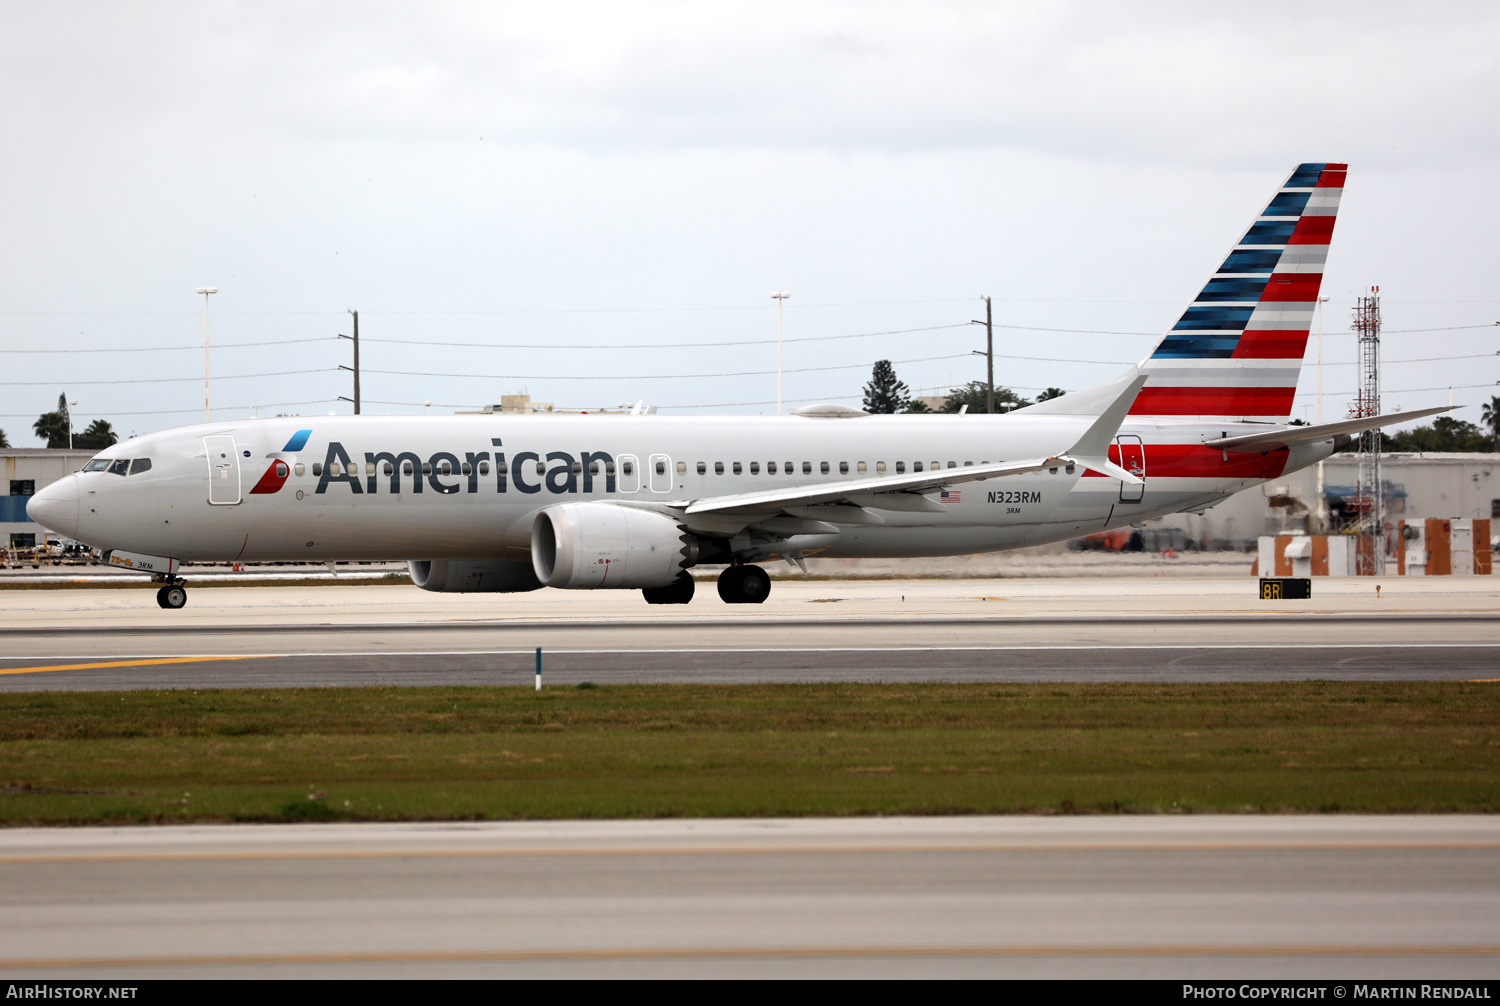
0, 816, 1496, 979
2, 577, 1498, 689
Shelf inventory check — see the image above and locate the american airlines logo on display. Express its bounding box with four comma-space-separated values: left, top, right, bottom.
251, 439, 624, 497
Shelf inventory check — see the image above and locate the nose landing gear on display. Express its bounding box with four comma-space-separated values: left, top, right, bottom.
717, 564, 770, 604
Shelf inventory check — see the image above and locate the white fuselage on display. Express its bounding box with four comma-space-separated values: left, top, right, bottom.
40, 412, 1331, 565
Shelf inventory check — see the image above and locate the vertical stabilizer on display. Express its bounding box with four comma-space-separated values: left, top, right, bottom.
1131, 163, 1345, 421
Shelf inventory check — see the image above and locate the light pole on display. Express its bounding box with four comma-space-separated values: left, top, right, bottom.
1315, 294, 1330, 531
771, 292, 789, 413
67, 399, 77, 450
196, 287, 218, 421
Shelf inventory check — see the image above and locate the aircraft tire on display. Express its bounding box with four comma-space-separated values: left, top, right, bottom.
642, 572, 695, 605
157, 585, 187, 610
719, 565, 769, 604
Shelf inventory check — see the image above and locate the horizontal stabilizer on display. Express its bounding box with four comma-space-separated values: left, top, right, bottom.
1204, 406, 1454, 453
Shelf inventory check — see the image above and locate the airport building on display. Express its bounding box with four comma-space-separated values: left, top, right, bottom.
2, 448, 94, 548
1152, 452, 1500, 550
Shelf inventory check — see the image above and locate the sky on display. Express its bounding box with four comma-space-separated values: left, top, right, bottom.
2, 1, 1498, 443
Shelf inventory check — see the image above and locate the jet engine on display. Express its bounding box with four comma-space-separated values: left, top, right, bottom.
531, 503, 698, 589
408, 559, 543, 593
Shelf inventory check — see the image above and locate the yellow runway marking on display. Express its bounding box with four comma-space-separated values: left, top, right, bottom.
2, 840, 1498, 865
1, 944, 1497, 970
0, 655, 268, 677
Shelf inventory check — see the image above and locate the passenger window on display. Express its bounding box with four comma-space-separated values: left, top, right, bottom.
295, 463, 306, 477
839, 462, 848, 474
590, 461, 600, 476
876, 462, 884, 474
313, 463, 324, 477
571, 461, 582, 475
676, 461, 687, 475
696, 462, 706, 474
402, 461, 414, 475
913, 462, 923, 473
784, 461, 793, 474
438, 460, 451, 475
330, 462, 343, 477
947, 461, 957, 468
751, 462, 761, 474
932, 461, 941, 471
461, 462, 472, 476
767, 462, 776, 474
422, 463, 433, 476
732, 462, 741, 474
273, 461, 288, 478
535, 461, 545, 475
819, 462, 829, 474
129, 458, 152, 475
605, 462, 615, 475
479, 461, 490, 475
715, 462, 724, 475
366, 462, 376, 475
802, 461, 811, 474
963, 461, 973, 467
622, 461, 634, 475
655, 461, 666, 475
857, 462, 867, 474
895, 462, 905, 474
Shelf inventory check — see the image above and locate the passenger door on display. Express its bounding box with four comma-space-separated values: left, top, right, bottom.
1115, 435, 1144, 503
204, 435, 242, 505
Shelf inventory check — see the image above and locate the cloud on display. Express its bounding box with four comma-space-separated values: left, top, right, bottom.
4, 1, 1498, 166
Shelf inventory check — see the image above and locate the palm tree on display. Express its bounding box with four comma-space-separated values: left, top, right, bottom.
75, 419, 118, 450
32, 410, 68, 448
0, 429, 9, 449
1482, 395, 1500, 452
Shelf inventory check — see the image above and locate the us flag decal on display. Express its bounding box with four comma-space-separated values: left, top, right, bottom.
940, 489, 961, 503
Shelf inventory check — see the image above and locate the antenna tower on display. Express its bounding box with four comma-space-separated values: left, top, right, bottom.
1349, 286, 1383, 574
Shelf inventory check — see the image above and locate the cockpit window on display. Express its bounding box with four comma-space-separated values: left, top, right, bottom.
129, 458, 152, 475
107, 459, 129, 476
83, 459, 110, 472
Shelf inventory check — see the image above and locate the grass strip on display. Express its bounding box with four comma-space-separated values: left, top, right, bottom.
1, 682, 1495, 824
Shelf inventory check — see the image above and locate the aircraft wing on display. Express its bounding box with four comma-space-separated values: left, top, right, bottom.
682, 455, 1066, 516
1203, 405, 1454, 453
684, 368, 1150, 517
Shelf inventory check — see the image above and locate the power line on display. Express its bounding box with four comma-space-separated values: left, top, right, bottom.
0, 369, 333, 387
363, 352, 975, 382
0, 337, 332, 354
0, 399, 337, 419
364, 323, 971, 351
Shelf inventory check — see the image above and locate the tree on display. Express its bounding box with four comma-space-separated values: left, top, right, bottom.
903, 398, 931, 414
0, 429, 8, 449
32, 410, 68, 448
1378, 416, 1493, 453
1036, 387, 1066, 402
75, 419, 118, 450
861, 360, 911, 414
1482, 395, 1500, 451
942, 380, 1030, 414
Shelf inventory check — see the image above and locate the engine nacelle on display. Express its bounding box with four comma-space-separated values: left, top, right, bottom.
531, 503, 698, 589
408, 559, 543, 593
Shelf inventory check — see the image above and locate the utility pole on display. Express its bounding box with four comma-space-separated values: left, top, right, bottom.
338, 309, 361, 414
969, 296, 994, 413
771, 292, 789, 414
196, 287, 217, 421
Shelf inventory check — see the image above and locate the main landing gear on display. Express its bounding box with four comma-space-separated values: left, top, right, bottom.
642, 572, 695, 605
717, 564, 770, 604
155, 580, 188, 609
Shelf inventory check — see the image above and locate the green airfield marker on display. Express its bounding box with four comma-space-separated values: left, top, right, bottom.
535, 646, 541, 691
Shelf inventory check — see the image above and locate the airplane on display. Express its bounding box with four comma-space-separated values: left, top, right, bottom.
27, 161, 1450, 610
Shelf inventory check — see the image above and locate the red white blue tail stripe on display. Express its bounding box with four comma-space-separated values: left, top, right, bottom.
1132, 162, 1345, 421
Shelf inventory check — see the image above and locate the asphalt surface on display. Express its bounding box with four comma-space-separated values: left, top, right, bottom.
2, 613, 1498, 689
0, 817, 1496, 979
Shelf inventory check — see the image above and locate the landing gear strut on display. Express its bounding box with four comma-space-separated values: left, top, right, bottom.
642, 572, 695, 605
717, 564, 770, 604
155, 583, 188, 609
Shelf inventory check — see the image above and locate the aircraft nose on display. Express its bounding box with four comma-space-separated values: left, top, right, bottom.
26, 475, 79, 538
